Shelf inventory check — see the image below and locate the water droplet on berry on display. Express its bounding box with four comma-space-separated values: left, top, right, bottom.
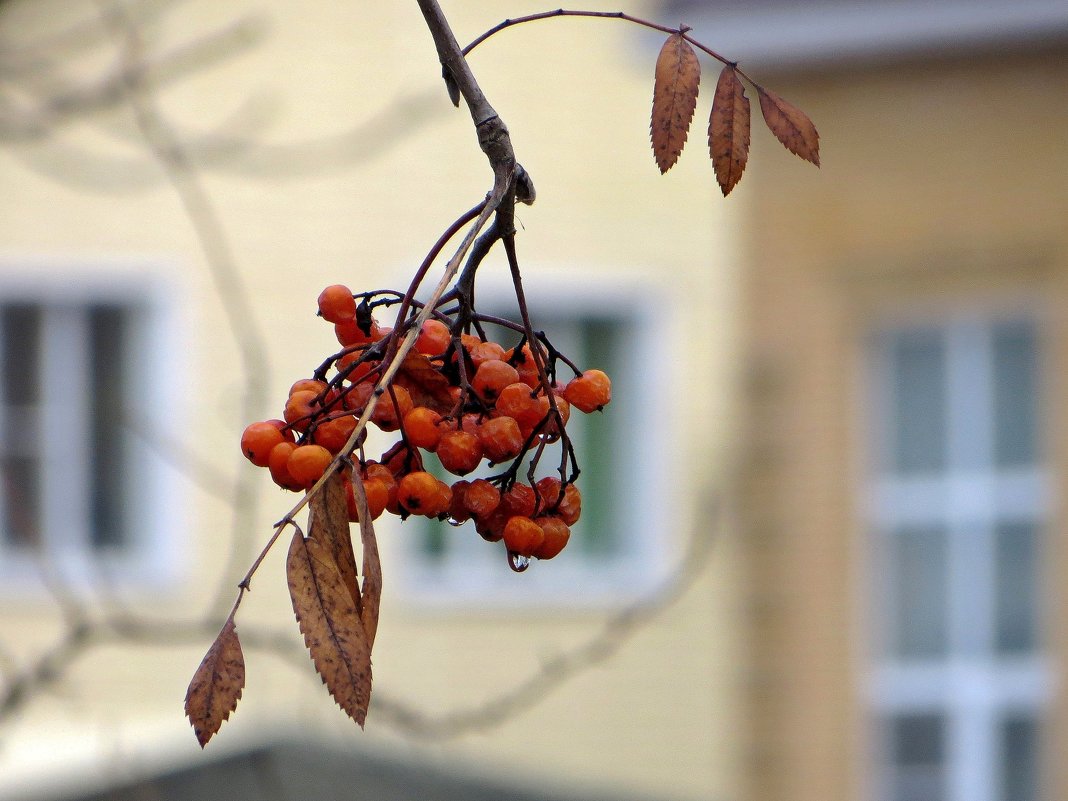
446, 516, 464, 527
508, 552, 531, 572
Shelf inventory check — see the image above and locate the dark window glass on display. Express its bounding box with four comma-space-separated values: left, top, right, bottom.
992, 322, 1038, 468
890, 713, 946, 801
888, 330, 946, 473
1000, 715, 1038, 801
1, 305, 41, 548
889, 527, 948, 659
88, 306, 128, 548
995, 521, 1040, 655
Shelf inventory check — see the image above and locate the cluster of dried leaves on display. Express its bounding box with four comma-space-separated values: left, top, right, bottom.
185, 472, 380, 746
650, 32, 819, 194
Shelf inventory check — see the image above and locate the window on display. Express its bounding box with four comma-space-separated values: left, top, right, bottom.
392, 277, 673, 608
865, 314, 1048, 801
0, 274, 182, 589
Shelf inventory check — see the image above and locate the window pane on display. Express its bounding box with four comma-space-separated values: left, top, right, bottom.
1000, 715, 1039, 801
574, 318, 621, 556
995, 521, 1040, 655
992, 322, 1038, 468
1, 305, 42, 548
888, 330, 946, 473
889, 713, 946, 801
2, 304, 41, 405
88, 306, 128, 548
889, 527, 948, 659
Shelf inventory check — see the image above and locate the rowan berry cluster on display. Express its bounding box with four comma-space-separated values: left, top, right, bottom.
239, 283, 611, 570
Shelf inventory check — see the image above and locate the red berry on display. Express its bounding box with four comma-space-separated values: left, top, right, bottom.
267, 441, 302, 491
472, 359, 521, 403
397, 471, 450, 517
403, 406, 444, 451
463, 478, 501, 518
563, 369, 611, 413
436, 430, 483, 475
286, 444, 333, 489
318, 284, 357, 324
241, 421, 284, 467
312, 415, 358, 453
284, 390, 321, 431
478, 416, 525, 463
415, 319, 451, 357
503, 515, 545, 557
532, 516, 570, 559
371, 385, 413, 432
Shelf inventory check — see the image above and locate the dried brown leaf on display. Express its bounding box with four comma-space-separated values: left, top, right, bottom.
184, 619, 244, 748
708, 65, 751, 196
351, 474, 382, 648
650, 33, 701, 173
756, 84, 820, 167
309, 471, 361, 615
287, 529, 372, 727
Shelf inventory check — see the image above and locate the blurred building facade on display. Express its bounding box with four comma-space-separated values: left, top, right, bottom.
669, 1, 1068, 800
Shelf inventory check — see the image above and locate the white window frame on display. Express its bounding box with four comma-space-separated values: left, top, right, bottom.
0, 265, 187, 593
861, 311, 1051, 801
386, 270, 677, 609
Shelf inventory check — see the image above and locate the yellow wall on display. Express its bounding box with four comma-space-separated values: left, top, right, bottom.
0, 2, 744, 800
734, 45, 1068, 801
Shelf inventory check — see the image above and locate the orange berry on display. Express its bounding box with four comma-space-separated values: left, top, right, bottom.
563, 369, 612, 413
403, 406, 444, 451
397, 471, 442, 516
503, 515, 545, 557
532, 516, 570, 559
363, 479, 390, 520
472, 359, 521, 403
318, 284, 357, 324
267, 441, 302, 491
286, 444, 332, 489
289, 378, 328, 397
415, 319, 451, 357
312, 415, 358, 453
463, 478, 501, 518
341, 381, 374, 413
241, 421, 284, 467
436, 430, 483, 475
474, 508, 507, 542
500, 482, 536, 519
284, 389, 321, 431
495, 383, 542, 426
371, 385, 413, 432
469, 340, 506, 369
534, 477, 581, 523
478, 415, 525, 463
344, 474, 389, 522
336, 351, 378, 384
557, 483, 582, 525
447, 480, 472, 523
265, 418, 296, 443
335, 318, 373, 347
505, 343, 544, 389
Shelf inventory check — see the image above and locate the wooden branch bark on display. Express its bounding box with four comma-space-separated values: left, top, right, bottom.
414, 0, 533, 232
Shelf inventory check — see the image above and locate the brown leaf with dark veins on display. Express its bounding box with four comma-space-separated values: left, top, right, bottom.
650, 33, 701, 173
756, 84, 820, 167
709, 65, 751, 196
184, 618, 244, 747
350, 474, 382, 649
394, 351, 455, 413
309, 471, 361, 615
288, 529, 372, 727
